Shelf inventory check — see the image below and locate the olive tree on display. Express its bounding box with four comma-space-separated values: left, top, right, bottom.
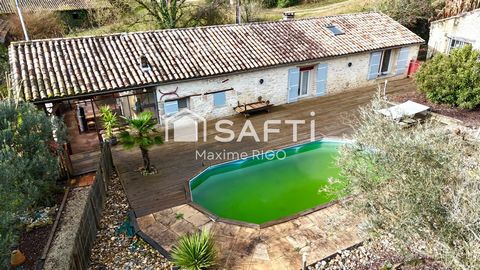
0, 100, 64, 267
335, 99, 480, 269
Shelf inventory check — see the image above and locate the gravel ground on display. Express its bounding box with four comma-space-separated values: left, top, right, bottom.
310, 239, 446, 270
89, 174, 172, 270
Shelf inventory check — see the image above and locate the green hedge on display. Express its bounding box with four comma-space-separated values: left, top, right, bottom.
415, 45, 480, 109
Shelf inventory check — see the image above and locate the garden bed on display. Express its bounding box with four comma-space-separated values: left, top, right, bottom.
17, 191, 65, 269
390, 90, 480, 127
89, 173, 172, 270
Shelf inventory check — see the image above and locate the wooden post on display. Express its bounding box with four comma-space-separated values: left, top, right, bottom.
90, 99, 102, 143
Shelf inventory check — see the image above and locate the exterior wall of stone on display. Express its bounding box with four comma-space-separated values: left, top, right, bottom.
427, 10, 480, 58
156, 45, 420, 122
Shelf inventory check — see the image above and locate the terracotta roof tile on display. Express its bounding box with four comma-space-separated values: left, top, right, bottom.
9, 12, 424, 102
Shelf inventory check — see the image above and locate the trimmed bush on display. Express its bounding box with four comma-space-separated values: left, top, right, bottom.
171, 229, 216, 270
415, 45, 480, 109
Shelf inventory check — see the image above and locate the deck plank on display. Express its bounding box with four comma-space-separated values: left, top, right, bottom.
113, 78, 417, 217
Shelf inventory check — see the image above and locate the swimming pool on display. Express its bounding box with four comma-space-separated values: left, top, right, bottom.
189, 140, 345, 225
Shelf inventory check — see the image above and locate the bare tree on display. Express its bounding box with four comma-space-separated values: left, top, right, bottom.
133, 0, 187, 29
437, 0, 480, 19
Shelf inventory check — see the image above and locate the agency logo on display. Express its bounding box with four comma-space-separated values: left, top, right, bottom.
164, 109, 207, 142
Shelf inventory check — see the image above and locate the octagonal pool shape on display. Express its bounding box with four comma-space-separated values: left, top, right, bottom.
189, 140, 347, 226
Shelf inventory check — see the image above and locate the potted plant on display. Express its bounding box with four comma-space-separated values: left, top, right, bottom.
99, 105, 118, 145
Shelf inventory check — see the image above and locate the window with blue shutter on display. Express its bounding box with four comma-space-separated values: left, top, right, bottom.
316, 63, 328, 96
287, 67, 300, 103
367, 51, 382, 80
213, 92, 226, 107
164, 100, 179, 115
395, 47, 410, 75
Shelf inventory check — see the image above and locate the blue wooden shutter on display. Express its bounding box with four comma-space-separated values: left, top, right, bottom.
396, 47, 410, 75
287, 67, 300, 103
367, 52, 382, 80
164, 100, 179, 115
316, 63, 328, 96
213, 92, 226, 107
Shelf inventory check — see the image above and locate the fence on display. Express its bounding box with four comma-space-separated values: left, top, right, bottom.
41, 142, 113, 270
69, 143, 112, 270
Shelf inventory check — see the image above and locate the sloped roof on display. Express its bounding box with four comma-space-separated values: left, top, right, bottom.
9, 12, 424, 102
0, 0, 109, 14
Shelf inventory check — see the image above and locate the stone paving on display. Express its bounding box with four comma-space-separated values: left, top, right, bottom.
137, 203, 362, 270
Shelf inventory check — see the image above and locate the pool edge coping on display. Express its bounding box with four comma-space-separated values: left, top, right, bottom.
185, 137, 351, 229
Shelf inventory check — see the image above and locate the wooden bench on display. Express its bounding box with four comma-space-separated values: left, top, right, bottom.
234, 97, 273, 118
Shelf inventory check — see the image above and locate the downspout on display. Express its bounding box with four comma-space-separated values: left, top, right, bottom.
15, 0, 29, 41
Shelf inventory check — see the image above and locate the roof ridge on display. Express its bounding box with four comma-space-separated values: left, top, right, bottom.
10, 11, 383, 46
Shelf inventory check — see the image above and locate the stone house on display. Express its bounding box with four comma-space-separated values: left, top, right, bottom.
8, 12, 423, 156
427, 8, 480, 58
10, 12, 423, 119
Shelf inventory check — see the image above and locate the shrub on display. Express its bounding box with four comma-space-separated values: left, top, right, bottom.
277, 0, 298, 8
0, 100, 65, 268
99, 105, 118, 140
415, 45, 480, 109
7, 11, 66, 39
334, 98, 480, 269
171, 229, 216, 270
262, 0, 278, 8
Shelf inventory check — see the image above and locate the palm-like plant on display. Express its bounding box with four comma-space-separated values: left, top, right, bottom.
99, 105, 118, 141
171, 229, 216, 270
119, 111, 162, 173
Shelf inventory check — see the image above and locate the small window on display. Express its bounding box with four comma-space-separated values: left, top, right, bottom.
213, 92, 226, 107
380, 49, 392, 75
164, 97, 188, 115
326, 25, 344, 36
177, 98, 188, 109
298, 70, 310, 96
448, 38, 470, 53
140, 55, 151, 71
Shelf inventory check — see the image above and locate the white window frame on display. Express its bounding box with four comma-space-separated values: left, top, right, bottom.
298, 70, 310, 97
447, 37, 471, 53
379, 49, 392, 76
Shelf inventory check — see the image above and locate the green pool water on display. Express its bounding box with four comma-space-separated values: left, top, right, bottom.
190, 140, 345, 225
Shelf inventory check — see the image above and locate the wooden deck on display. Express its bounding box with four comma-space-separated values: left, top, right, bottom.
113, 79, 416, 217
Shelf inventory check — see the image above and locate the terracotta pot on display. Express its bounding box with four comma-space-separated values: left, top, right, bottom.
11, 249, 26, 268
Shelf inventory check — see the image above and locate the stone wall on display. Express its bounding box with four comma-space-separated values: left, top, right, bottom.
428, 10, 480, 58
43, 143, 113, 270
156, 46, 420, 121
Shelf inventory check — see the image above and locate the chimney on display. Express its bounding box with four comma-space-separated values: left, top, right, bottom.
283, 12, 295, 21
